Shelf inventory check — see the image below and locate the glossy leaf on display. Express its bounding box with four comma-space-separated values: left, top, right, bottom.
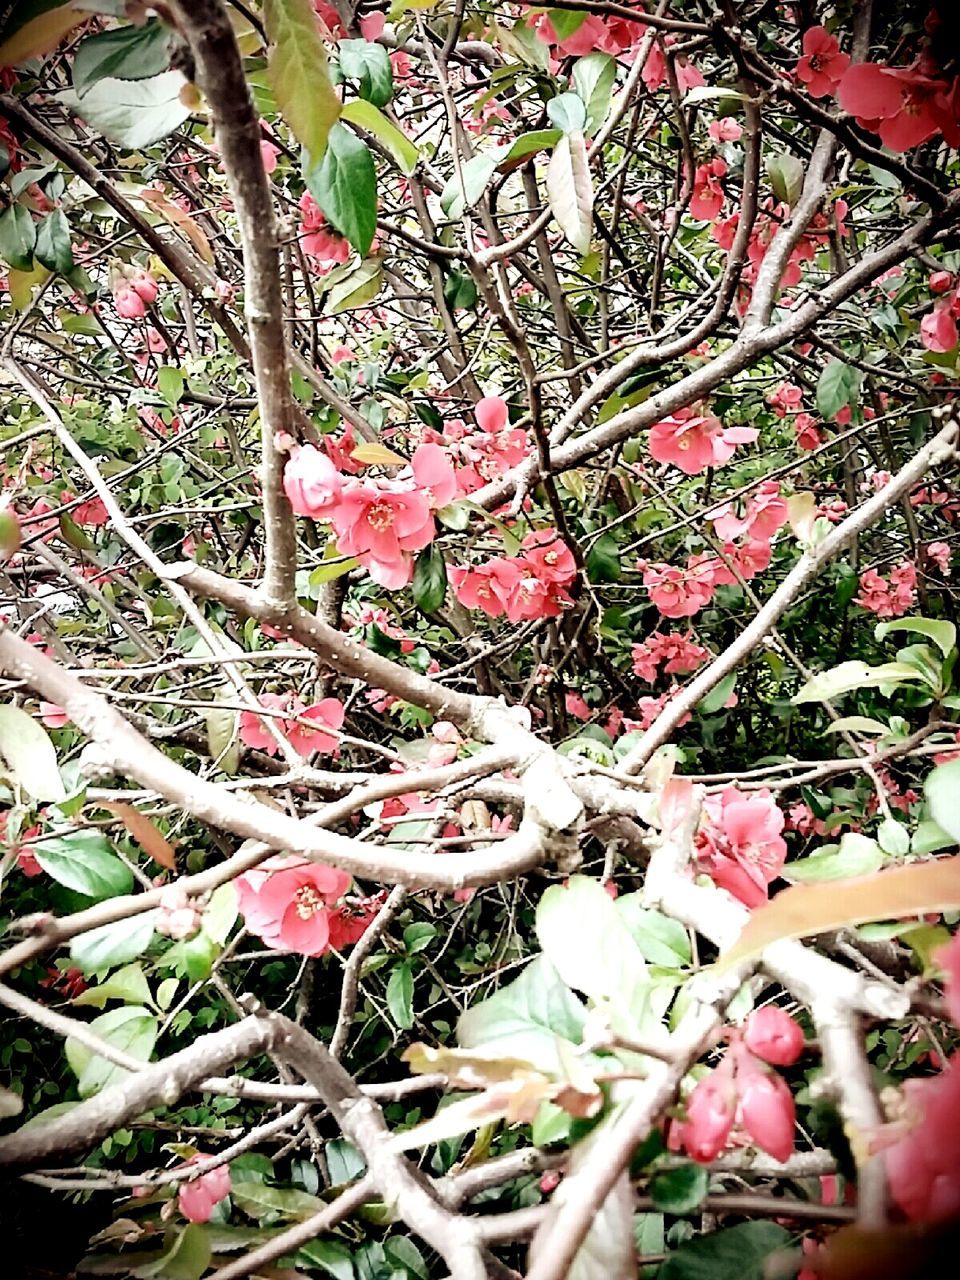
338, 38, 393, 108
0, 204, 37, 271
386, 961, 415, 1030
816, 358, 861, 420
875, 616, 956, 658
792, 660, 929, 703
33, 209, 74, 273
412, 542, 447, 613
72, 20, 170, 97
650, 1162, 709, 1214
307, 122, 377, 256
547, 91, 587, 135
325, 256, 383, 314
231, 1181, 325, 1221
659, 1221, 792, 1280
132, 1224, 211, 1280
340, 99, 419, 175
458, 955, 586, 1072
61, 71, 192, 148
65, 1005, 157, 1097
717, 857, 960, 971
925, 759, 960, 844
572, 53, 616, 136
69, 913, 157, 974
440, 151, 499, 220
264, 0, 341, 162
72, 962, 153, 1008
33, 829, 133, 900
782, 833, 883, 883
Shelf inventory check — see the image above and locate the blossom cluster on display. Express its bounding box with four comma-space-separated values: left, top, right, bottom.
631, 630, 709, 683
238, 691, 345, 758
532, 15, 704, 97
235, 855, 377, 957
695, 786, 788, 908
450, 527, 576, 623
855, 561, 917, 618
647, 404, 758, 476
920, 271, 960, 354
670, 1006, 803, 1164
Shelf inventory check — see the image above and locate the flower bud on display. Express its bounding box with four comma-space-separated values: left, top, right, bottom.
737, 1064, 796, 1164
743, 1006, 805, 1066
678, 1065, 737, 1164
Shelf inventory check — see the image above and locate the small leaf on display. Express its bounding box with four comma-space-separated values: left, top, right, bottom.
307, 122, 377, 256
585, 533, 621, 584
33, 209, 74, 273
546, 132, 593, 253
792, 660, 928, 703
717, 857, 960, 971
33, 829, 134, 900
572, 54, 616, 136
698, 672, 736, 716
412, 543, 447, 613
387, 961, 415, 1030
296, 1239, 356, 1280
816, 358, 861, 421
877, 818, 910, 857
202, 883, 238, 945
650, 1162, 709, 1214
156, 365, 185, 407
338, 38, 393, 108
340, 99, 418, 175
350, 441, 407, 466
782, 833, 883, 883
132, 1224, 211, 1280
766, 153, 805, 206
0, 203, 37, 271
101, 800, 176, 869
73, 962, 153, 1007
658, 1221, 792, 1280
72, 20, 171, 97
498, 128, 563, 171
439, 151, 499, 220
65, 1006, 157, 1097
231, 1182, 324, 1221
325, 256, 383, 314
547, 91, 587, 135
0, 702, 66, 801
264, 0, 341, 162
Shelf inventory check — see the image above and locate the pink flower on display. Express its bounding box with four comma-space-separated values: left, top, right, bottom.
130, 270, 158, 305
631, 631, 709, 682
690, 159, 726, 222
710, 538, 773, 586
712, 481, 788, 543
673, 1063, 737, 1163
177, 1158, 231, 1223
921, 300, 959, 353
283, 445, 344, 518
411, 443, 457, 510
114, 285, 146, 318
642, 559, 716, 619
743, 1006, 804, 1066
696, 786, 787, 908
709, 117, 743, 143
299, 192, 351, 264
520, 528, 576, 584
331, 480, 435, 586
156, 882, 202, 941
794, 412, 823, 450
930, 270, 955, 294
736, 1060, 796, 1163
927, 541, 952, 575
238, 693, 345, 758
795, 27, 850, 98
474, 395, 508, 433
235, 854, 352, 957
838, 62, 955, 152
882, 1058, 960, 1223
565, 691, 591, 720
649, 408, 722, 474
855, 561, 917, 618
39, 701, 69, 728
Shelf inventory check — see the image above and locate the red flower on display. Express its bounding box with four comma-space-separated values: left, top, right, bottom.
690, 159, 726, 222
743, 1006, 805, 1066
696, 786, 787, 908
795, 27, 850, 99
330, 481, 435, 587
238, 693, 345, 758
838, 62, 955, 152
736, 1058, 796, 1163
921, 298, 959, 353
642, 558, 716, 619
235, 854, 352, 957
673, 1062, 737, 1163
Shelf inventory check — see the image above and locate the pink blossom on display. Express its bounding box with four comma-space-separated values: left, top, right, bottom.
177, 1157, 231, 1223
794, 412, 823, 450
631, 631, 709, 682
855, 561, 917, 617
330, 480, 435, 586
649, 408, 722, 474
709, 117, 743, 143
235, 854, 352, 957
795, 27, 850, 98
921, 300, 959, 353
156, 882, 202, 940
882, 1058, 960, 1222
520, 528, 577, 584
736, 1059, 796, 1163
39, 701, 69, 728
930, 270, 954, 294
710, 538, 773, 586
712, 481, 788, 543
838, 62, 958, 153
927, 541, 952, 575
283, 445, 344, 519
642, 560, 716, 619
743, 1006, 805, 1066
130, 270, 158, 305
474, 395, 508, 433
673, 1062, 737, 1163
114, 285, 146, 318
238, 693, 344, 758
411, 443, 457, 510
565, 691, 591, 720
299, 192, 350, 264
696, 786, 787, 908
690, 158, 726, 222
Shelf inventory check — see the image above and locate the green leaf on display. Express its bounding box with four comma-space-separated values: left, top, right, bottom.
782, 832, 883, 883
547, 91, 587, 135
440, 151, 499, 220
34, 829, 134, 900
911, 818, 956, 855
264, 0, 341, 162
792, 660, 928, 703
70, 914, 157, 973
412, 542, 447, 613
536, 876, 656, 1035
72, 962, 152, 1009
875, 616, 956, 658
202, 882, 238, 945
925, 759, 960, 845
157, 365, 185, 406
615, 898, 691, 966
132, 1224, 211, 1280
325, 256, 383, 314
650, 1163, 709, 1214
72, 20, 171, 97
877, 817, 910, 856
572, 53, 616, 136
340, 99, 418, 175
0, 1, 88, 68
338, 38, 393, 108
697, 672, 736, 716
816, 358, 861, 421
326, 1138, 366, 1185
0, 203, 37, 271
60, 71, 192, 148
457, 954, 586, 1073
658, 1222, 792, 1280
443, 268, 478, 310
766, 153, 805, 206
0, 702, 66, 801
585, 533, 621, 584
231, 1181, 325, 1221
307, 122, 377, 256
383, 1237, 428, 1280
33, 209, 74, 273
548, 10, 587, 41
65, 1006, 157, 1097
295, 1239, 356, 1280
546, 132, 593, 253
386, 961, 415, 1030
498, 129, 563, 171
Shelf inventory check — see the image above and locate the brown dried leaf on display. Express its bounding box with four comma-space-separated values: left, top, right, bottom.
402, 1041, 540, 1087
101, 801, 176, 870
139, 187, 214, 264
718, 857, 960, 971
